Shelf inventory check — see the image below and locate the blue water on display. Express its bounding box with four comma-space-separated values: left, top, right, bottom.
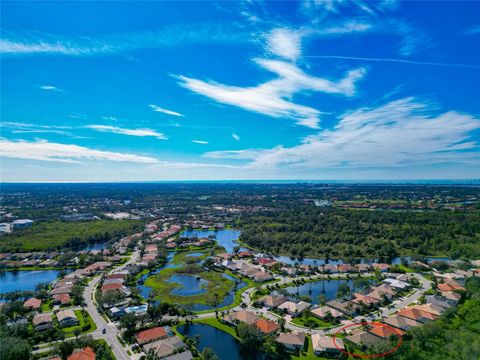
168, 274, 209, 296
83, 242, 108, 251
0, 270, 62, 294
186, 252, 204, 258
178, 324, 263, 360
181, 229, 245, 254
277, 279, 372, 304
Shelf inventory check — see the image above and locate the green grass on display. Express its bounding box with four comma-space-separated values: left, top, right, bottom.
0, 219, 141, 251
398, 264, 415, 273
61, 310, 97, 337
41, 300, 53, 312
291, 316, 333, 329
143, 264, 236, 308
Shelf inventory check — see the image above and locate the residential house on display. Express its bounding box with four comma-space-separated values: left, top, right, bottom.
67, 347, 95, 360
255, 319, 280, 334
24, 297, 42, 310
326, 300, 360, 316
224, 311, 259, 325
414, 304, 445, 316
163, 351, 193, 360
311, 306, 344, 320
352, 293, 381, 308
396, 307, 439, 323
259, 295, 288, 309
437, 279, 466, 292
253, 271, 274, 282
382, 315, 422, 331
276, 332, 306, 351
277, 301, 311, 316
311, 334, 345, 355
53, 293, 71, 305
383, 278, 410, 290
57, 309, 79, 327
368, 323, 404, 339
143, 336, 187, 359
439, 291, 461, 305
32, 313, 53, 331
345, 331, 384, 348
136, 326, 168, 345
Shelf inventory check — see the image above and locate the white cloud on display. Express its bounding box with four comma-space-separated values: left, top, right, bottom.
265, 28, 302, 61
192, 140, 209, 144
205, 97, 480, 170
0, 139, 158, 164
102, 116, 117, 121
232, 133, 240, 141
85, 125, 167, 140
178, 58, 365, 129
149, 104, 184, 117
40, 85, 62, 91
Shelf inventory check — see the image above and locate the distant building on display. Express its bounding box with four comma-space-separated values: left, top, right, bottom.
60, 213, 99, 222
12, 219, 34, 229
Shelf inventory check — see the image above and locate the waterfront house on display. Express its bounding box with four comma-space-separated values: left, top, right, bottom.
311, 334, 345, 355
57, 309, 79, 327
24, 297, 42, 310
311, 305, 344, 320
352, 293, 381, 308
143, 336, 186, 359
136, 326, 168, 345
382, 278, 410, 290
67, 347, 95, 360
326, 300, 360, 316
224, 310, 259, 325
163, 351, 194, 360
253, 271, 274, 282
50, 285, 73, 295
276, 332, 306, 351
255, 319, 280, 334
32, 313, 53, 331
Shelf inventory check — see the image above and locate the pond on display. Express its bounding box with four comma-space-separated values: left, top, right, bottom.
0, 270, 63, 294
181, 229, 245, 254
186, 252, 204, 258
276, 279, 372, 304
178, 323, 263, 360
167, 274, 209, 296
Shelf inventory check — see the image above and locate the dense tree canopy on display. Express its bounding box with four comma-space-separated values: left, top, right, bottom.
239, 207, 480, 259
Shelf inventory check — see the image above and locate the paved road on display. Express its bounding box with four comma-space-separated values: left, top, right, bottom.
82, 249, 141, 360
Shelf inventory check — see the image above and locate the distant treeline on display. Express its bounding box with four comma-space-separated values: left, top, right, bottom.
238, 207, 480, 260
0, 220, 142, 252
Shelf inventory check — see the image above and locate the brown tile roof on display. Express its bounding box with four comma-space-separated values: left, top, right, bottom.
276, 332, 306, 346
397, 307, 439, 322
136, 327, 168, 345
67, 347, 95, 360
226, 311, 259, 325
368, 323, 404, 339
24, 297, 42, 309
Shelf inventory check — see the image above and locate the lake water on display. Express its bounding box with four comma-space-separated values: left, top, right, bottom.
186, 252, 204, 258
168, 274, 209, 296
277, 279, 372, 304
0, 270, 62, 294
181, 229, 245, 254
178, 323, 263, 360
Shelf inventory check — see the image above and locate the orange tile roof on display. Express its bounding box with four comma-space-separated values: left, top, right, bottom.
255, 319, 280, 334
67, 347, 95, 360
136, 327, 168, 345
397, 307, 438, 321
24, 297, 42, 309
369, 323, 404, 339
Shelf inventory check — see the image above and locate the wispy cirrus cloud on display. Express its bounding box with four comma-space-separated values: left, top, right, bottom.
192, 140, 209, 144
85, 125, 168, 140
0, 24, 249, 57
178, 58, 365, 129
466, 24, 480, 34
40, 85, 63, 91
0, 139, 159, 164
205, 97, 480, 170
232, 133, 240, 141
148, 104, 183, 117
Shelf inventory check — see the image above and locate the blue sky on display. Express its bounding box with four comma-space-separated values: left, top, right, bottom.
1, 0, 479, 181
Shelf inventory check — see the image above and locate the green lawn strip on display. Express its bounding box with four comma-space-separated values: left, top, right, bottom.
61, 310, 97, 337
398, 264, 415, 273
291, 316, 333, 329
291, 335, 330, 360
193, 317, 240, 340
